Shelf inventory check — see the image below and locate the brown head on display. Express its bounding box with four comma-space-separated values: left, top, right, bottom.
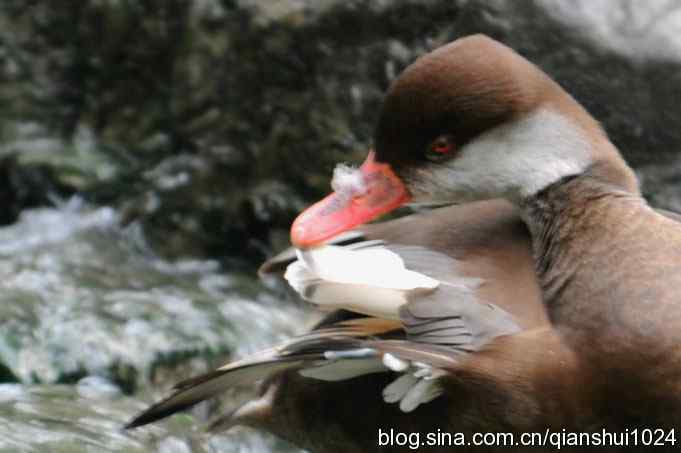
291, 34, 638, 248
375, 35, 548, 170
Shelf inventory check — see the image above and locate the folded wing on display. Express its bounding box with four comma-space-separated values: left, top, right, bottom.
127, 233, 521, 428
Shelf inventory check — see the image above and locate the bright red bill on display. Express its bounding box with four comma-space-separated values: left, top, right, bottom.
291, 151, 410, 248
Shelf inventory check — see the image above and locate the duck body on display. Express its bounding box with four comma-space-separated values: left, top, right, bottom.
275, 33, 681, 447
253, 196, 681, 452
127, 34, 681, 452
250, 202, 556, 450
524, 174, 681, 429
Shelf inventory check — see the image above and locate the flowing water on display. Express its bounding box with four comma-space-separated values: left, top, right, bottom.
0, 198, 308, 452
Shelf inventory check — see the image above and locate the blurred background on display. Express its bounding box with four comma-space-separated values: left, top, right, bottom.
1, 0, 680, 451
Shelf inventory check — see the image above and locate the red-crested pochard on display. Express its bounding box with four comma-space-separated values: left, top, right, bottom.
127, 35, 681, 452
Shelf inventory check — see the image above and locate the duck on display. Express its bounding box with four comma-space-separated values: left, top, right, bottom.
126, 35, 681, 452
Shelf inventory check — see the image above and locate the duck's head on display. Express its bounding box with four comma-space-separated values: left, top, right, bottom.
291, 34, 637, 248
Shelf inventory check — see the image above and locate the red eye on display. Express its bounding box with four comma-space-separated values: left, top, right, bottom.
432, 140, 452, 154
426, 135, 455, 161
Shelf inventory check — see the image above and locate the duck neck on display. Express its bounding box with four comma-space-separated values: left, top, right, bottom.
518, 163, 640, 319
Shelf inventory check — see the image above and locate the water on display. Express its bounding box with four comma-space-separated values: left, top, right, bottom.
0, 198, 308, 452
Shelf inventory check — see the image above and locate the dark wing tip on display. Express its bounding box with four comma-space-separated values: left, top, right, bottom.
257, 246, 298, 276
124, 369, 234, 429
124, 412, 154, 430
124, 416, 145, 430
258, 258, 286, 277
124, 395, 198, 430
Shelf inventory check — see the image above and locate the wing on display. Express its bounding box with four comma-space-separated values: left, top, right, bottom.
401, 285, 521, 351
127, 242, 520, 427
127, 201, 539, 428
125, 315, 402, 429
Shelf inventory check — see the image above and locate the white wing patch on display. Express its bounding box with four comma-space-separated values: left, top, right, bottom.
283, 243, 457, 411
293, 246, 439, 290
284, 245, 439, 318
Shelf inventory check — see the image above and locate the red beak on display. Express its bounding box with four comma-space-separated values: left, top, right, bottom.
291, 151, 410, 248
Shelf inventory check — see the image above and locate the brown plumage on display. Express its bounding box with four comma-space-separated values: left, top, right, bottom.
127, 34, 681, 452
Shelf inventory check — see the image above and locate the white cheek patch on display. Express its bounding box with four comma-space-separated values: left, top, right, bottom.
331, 164, 367, 199
409, 109, 593, 203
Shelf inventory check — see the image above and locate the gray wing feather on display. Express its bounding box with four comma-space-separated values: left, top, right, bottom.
401, 285, 521, 352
